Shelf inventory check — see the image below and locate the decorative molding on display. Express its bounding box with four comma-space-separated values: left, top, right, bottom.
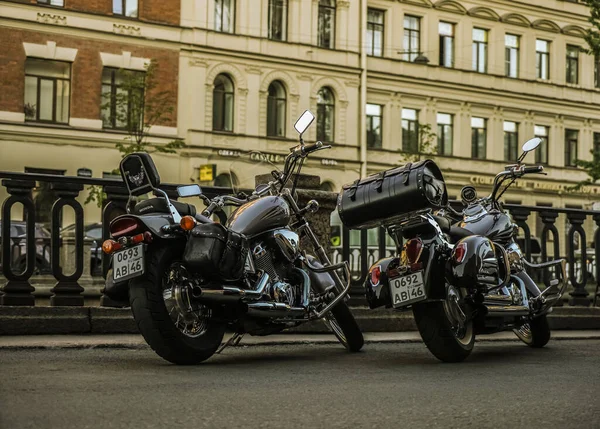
337, 0, 350, 9
259, 70, 299, 96
501, 13, 531, 28
189, 58, 208, 67
37, 13, 67, 25
23, 41, 77, 62
113, 23, 141, 36
100, 51, 150, 71
238, 88, 249, 96
562, 25, 587, 38
344, 80, 360, 88
400, 0, 433, 8
205, 63, 248, 89
289, 94, 300, 102
311, 77, 348, 102
339, 100, 349, 108
245, 67, 262, 74
69, 118, 102, 129
468, 7, 500, 22
148, 125, 179, 137
532, 19, 561, 34
433, 0, 467, 15
296, 74, 314, 81
0, 111, 25, 123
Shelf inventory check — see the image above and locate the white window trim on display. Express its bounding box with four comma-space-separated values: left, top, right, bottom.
23, 41, 77, 62
100, 51, 150, 71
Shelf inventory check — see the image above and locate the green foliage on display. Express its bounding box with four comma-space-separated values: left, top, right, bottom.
86, 60, 185, 206
583, 0, 600, 56
573, 149, 600, 191
400, 123, 438, 163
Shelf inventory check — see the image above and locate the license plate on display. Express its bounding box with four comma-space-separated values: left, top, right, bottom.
390, 271, 426, 308
113, 244, 145, 281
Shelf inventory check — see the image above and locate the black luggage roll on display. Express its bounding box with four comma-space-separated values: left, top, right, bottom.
337, 159, 448, 230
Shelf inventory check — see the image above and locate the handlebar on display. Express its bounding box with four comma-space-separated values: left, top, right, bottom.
522, 165, 544, 175
292, 141, 331, 157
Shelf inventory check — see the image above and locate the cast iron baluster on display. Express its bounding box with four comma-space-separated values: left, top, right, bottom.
378, 226, 386, 262
0, 179, 36, 306
510, 207, 532, 261
566, 212, 590, 306
539, 210, 560, 290
342, 225, 350, 266
594, 214, 600, 307
50, 182, 85, 306
100, 184, 129, 307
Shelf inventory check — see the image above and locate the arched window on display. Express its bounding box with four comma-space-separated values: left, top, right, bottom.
213, 73, 234, 132
267, 80, 286, 137
317, 87, 334, 142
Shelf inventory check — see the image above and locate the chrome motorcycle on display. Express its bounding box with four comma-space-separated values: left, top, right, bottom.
103, 111, 363, 364
362, 137, 566, 362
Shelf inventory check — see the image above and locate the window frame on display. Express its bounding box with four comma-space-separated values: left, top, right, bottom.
403, 15, 421, 62
24, 58, 71, 125
564, 129, 579, 167
317, 0, 336, 49
471, 117, 487, 159
366, 8, 384, 57
402, 108, 419, 153
366, 103, 383, 149
566, 45, 579, 85
266, 81, 287, 137
101, 67, 146, 131
437, 113, 453, 156
37, 0, 64, 7
534, 125, 549, 165
536, 39, 550, 80
439, 22, 454, 68
215, 0, 235, 33
268, 0, 288, 41
472, 28, 488, 73
503, 121, 519, 161
316, 87, 335, 143
505, 34, 519, 78
113, 0, 139, 18
212, 74, 235, 132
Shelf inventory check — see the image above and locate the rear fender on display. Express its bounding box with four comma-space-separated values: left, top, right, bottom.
110, 214, 179, 239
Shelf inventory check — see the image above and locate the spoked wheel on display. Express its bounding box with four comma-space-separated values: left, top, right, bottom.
323, 302, 364, 352
412, 284, 475, 363
514, 314, 551, 348
129, 244, 226, 365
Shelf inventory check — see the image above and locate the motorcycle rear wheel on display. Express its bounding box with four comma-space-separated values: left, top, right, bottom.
324, 302, 364, 352
412, 285, 474, 363
129, 243, 226, 365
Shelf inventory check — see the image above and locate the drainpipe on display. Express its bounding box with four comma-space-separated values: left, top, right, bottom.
359, 0, 368, 178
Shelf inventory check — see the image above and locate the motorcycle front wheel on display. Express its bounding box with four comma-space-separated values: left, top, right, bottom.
129, 243, 226, 365
412, 284, 475, 363
323, 302, 364, 352
514, 314, 551, 348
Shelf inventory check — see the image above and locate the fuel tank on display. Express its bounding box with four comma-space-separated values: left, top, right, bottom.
227, 196, 291, 236
458, 204, 514, 244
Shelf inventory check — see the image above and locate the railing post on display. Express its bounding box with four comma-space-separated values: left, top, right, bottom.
566, 212, 590, 306
1, 179, 36, 306
100, 184, 129, 307
539, 210, 560, 293
509, 207, 532, 260
49, 182, 85, 306
594, 214, 600, 307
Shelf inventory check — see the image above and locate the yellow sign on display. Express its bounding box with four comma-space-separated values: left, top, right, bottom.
199, 165, 215, 182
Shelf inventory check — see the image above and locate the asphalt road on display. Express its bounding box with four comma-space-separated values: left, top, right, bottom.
1, 340, 599, 429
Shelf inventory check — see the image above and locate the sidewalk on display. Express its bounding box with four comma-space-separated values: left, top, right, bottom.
1, 330, 600, 350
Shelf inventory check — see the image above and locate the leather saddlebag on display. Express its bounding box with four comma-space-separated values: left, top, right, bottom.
337, 159, 447, 229
183, 223, 248, 281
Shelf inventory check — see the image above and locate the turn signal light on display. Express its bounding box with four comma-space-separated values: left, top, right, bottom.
180, 215, 196, 231
454, 242, 468, 263
370, 265, 381, 286
405, 238, 423, 264
102, 239, 122, 255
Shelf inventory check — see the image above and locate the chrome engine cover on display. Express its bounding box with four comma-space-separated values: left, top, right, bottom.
505, 242, 524, 272
273, 229, 300, 262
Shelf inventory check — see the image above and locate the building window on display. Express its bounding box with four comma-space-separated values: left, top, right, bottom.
439, 22, 454, 68
38, 0, 64, 6
505, 34, 519, 78
101, 68, 144, 130
215, 0, 235, 33
24, 58, 70, 124
437, 113, 453, 156
565, 129, 578, 167
366, 9, 384, 57
403, 16, 420, 62
536, 40, 550, 80
594, 132, 600, 157
402, 108, 419, 153
213, 74, 234, 132
318, 0, 336, 49
267, 81, 286, 137
366, 104, 382, 149
472, 28, 488, 73
504, 121, 519, 161
268, 0, 288, 41
595, 56, 600, 89
566, 45, 579, 84
113, 0, 138, 18
534, 125, 549, 164
317, 87, 335, 142
471, 117, 487, 159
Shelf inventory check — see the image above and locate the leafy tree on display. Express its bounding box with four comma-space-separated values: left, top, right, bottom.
86, 60, 185, 206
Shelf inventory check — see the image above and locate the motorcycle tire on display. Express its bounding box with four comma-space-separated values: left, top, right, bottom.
324, 302, 364, 352
129, 243, 226, 365
412, 287, 475, 363
513, 314, 551, 348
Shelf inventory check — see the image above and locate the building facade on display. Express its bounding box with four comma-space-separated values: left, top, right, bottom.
0, 0, 599, 239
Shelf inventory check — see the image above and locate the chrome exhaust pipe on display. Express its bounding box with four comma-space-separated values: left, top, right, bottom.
485, 304, 530, 317
247, 302, 306, 318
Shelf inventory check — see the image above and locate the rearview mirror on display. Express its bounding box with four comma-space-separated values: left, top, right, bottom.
177, 184, 202, 198
294, 110, 315, 136
522, 137, 542, 153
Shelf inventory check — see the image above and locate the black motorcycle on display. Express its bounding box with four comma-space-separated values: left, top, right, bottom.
338, 137, 566, 362
103, 110, 363, 364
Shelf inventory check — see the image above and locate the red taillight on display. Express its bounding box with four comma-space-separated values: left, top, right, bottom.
370, 265, 381, 286
454, 241, 468, 263
110, 217, 142, 238
130, 231, 153, 245
405, 238, 423, 264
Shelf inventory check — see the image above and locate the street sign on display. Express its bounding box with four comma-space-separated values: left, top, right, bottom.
199, 164, 216, 182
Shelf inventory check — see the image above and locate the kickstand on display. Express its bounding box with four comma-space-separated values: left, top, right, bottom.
216, 332, 245, 354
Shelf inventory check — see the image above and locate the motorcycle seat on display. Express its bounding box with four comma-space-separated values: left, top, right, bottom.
432, 215, 472, 242
133, 198, 213, 223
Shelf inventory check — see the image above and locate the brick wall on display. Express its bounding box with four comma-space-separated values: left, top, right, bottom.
66, 0, 111, 15
0, 28, 179, 127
